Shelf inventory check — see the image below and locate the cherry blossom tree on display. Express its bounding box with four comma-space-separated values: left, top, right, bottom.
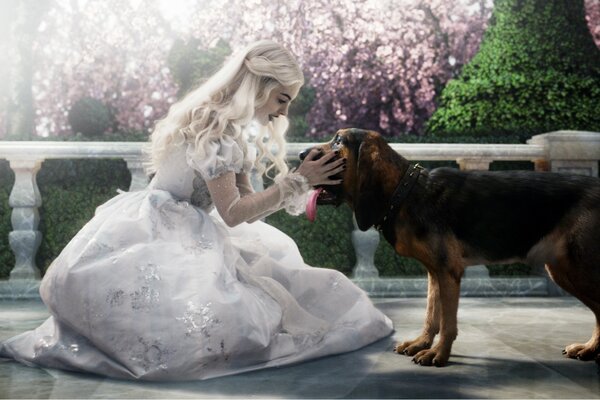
587, 0, 600, 44
1, 0, 598, 139
26, 0, 178, 137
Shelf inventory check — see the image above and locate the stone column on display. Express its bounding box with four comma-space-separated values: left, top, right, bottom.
457, 158, 492, 171
7, 158, 43, 280
124, 157, 149, 191
457, 158, 491, 278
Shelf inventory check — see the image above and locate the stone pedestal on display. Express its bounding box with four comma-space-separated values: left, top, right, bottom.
125, 158, 149, 191
528, 131, 600, 177
457, 158, 492, 171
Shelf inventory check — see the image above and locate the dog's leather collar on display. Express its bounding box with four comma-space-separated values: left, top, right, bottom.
374, 163, 423, 232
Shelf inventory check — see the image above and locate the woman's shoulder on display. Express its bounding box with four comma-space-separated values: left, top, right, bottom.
186, 135, 252, 180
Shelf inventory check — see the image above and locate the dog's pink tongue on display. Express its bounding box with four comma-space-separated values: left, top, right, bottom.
306, 188, 323, 222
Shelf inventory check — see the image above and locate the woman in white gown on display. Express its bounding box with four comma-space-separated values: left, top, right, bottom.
0, 40, 393, 380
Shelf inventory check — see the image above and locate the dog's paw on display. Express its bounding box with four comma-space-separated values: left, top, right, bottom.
411, 347, 449, 367
394, 337, 432, 356
563, 342, 600, 361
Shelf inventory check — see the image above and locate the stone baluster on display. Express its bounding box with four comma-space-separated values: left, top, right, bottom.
457, 158, 492, 171
124, 157, 149, 191
457, 157, 492, 279
351, 218, 380, 279
7, 158, 43, 280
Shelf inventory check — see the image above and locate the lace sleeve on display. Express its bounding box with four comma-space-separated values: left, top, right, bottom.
205, 171, 312, 227
273, 172, 311, 216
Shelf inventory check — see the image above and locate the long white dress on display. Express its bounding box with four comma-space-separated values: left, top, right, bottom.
0, 137, 393, 381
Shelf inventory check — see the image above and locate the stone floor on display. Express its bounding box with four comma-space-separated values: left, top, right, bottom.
1, 297, 599, 399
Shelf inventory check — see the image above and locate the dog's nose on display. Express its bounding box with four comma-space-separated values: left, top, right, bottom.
299, 149, 310, 161
299, 148, 323, 161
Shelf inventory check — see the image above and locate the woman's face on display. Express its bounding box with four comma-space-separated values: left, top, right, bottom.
254, 84, 300, 126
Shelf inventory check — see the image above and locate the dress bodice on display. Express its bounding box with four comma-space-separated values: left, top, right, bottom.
148, 137, 253, 211
148, 146, 204, 206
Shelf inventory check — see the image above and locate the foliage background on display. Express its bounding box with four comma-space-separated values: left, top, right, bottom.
0, 0, 594, 140
0, 0, 599, 278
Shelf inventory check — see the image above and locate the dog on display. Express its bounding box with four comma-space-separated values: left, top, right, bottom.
300, 128, 600, 367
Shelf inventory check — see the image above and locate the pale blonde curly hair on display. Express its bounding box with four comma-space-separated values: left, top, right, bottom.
146, 40, 304, 178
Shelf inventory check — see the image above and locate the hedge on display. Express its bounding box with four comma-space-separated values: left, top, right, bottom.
0, 160, 14, 278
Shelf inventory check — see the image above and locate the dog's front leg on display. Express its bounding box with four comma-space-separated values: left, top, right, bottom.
394, 272, 440, 356
412, 270, 461, 367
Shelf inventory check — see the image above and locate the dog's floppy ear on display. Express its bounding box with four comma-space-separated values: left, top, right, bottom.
354, 139, 384, 231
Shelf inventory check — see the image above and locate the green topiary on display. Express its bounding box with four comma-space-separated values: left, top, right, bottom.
68, 97, 114, 137
427, 0, 600, 138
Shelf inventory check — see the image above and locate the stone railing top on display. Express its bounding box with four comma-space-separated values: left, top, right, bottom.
0, 130, 598, 163
286, 141, 546, 161
0, 141, 144, 161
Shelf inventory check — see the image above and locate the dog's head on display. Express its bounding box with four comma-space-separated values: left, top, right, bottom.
300, 128, 404, 230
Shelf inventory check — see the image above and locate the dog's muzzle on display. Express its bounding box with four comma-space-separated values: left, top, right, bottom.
298, 147, 343, 206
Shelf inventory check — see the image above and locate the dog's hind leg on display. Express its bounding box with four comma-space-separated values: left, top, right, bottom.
394, 272, 440, 356
545, 220, 600, 361
549, 264, 600, 361
555, 275, 600, 361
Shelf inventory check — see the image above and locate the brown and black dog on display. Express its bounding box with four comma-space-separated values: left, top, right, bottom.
300, 128, 600, 367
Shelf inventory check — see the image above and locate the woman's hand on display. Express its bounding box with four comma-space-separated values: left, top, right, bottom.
295, 149, 345, 186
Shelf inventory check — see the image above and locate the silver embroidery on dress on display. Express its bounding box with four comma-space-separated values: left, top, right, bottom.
56, 342, 80, 356
34, 335, 53, 357
129, 337, 173, 373
197, 235, 214, 250
130, 286, 160, 312
182, 234, 214, 255
69, 344, 80, 354
82, 298, 105, 331
176, 301, 221, 338
106, 289, 126, 307
138, 263, 161, 283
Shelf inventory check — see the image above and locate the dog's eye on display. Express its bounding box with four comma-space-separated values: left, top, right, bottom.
330, 134, 344, 152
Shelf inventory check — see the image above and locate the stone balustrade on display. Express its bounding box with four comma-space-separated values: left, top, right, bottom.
0, 131, 599, 299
